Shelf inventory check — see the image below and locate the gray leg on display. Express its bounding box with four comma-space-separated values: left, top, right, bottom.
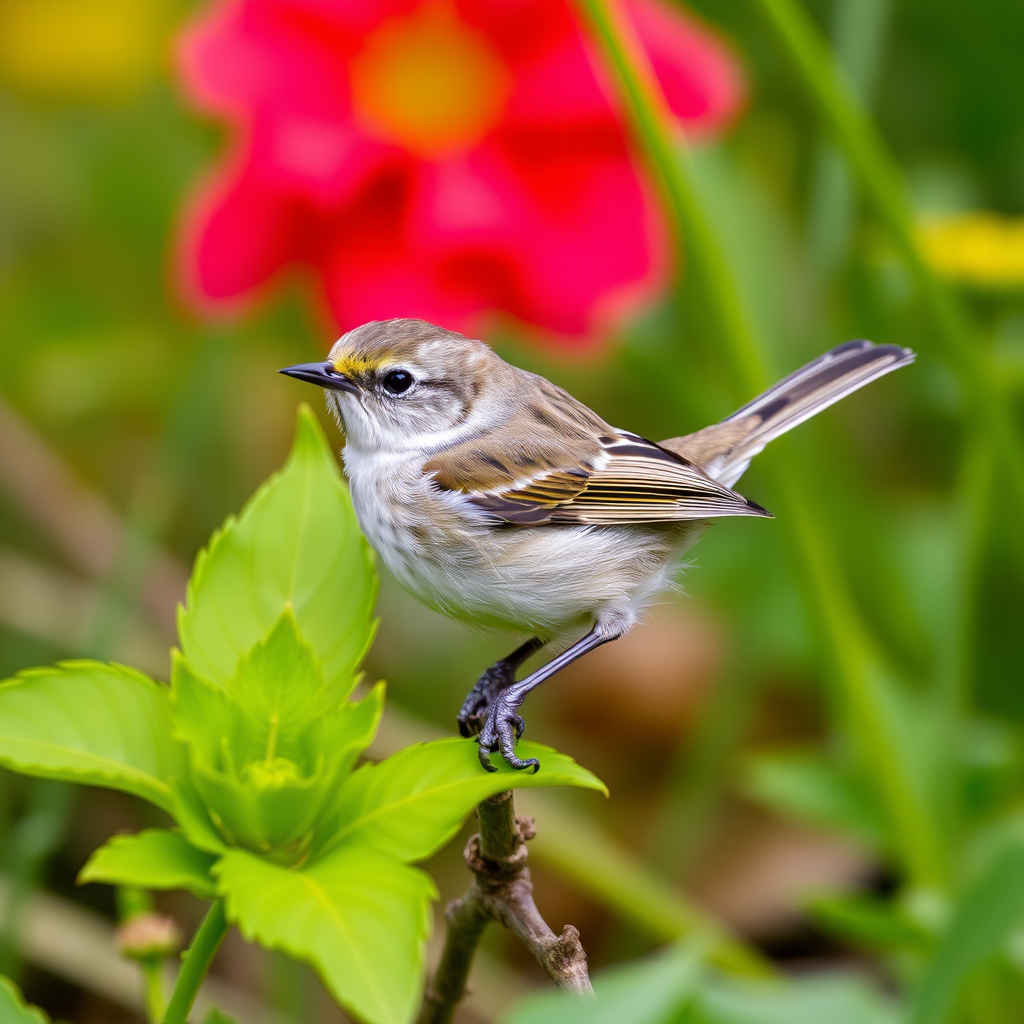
477, 625, 621, 773
458, 638, 545, 739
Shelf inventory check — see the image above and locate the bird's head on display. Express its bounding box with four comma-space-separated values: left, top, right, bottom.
280, 319, 511, 453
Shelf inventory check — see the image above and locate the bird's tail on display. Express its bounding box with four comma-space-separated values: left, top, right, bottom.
662, 340, 915, 487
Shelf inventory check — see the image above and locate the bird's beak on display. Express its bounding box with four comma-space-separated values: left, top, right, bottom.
278, 361, 359, 394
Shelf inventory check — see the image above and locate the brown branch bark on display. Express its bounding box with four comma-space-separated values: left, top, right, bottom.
419, 790, 593, 1023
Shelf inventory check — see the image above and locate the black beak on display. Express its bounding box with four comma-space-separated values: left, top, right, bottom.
278, 361, 359, 394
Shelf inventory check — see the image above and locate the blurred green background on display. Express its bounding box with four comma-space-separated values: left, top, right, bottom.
2, 0, 1024, 1022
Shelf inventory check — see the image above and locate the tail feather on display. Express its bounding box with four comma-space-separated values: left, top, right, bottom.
662, 340, 915, 487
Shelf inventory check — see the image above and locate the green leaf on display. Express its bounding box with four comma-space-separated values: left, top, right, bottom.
0, 975, 50, 1023
806, 891, 927, 953
0, 662, 183, 812
170, 651, 237, 768
201, 1010, 238, 1024
697, 973, 898, 1024
170, 777, 228, 855
316, 681, 386, 780
909, 843, 1024, 1024
190, 754, 331, 862
742, 749, 888, 851
178, 405, 376, 699
227, 609, 334, 762
79, 829, 218, 899
171, 613, 384, 861
324, 737, 605, 863
220, 610, 382, 775
504, 941, 702, 1024
215, 846, 435, 1024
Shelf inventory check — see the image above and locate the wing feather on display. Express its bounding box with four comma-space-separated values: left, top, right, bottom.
445, 431, 770, 526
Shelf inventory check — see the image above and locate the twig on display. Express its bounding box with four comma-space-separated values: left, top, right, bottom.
420, 791, 593, 1023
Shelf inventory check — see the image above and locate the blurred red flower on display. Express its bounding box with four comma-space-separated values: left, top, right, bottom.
177, 1, 743, 343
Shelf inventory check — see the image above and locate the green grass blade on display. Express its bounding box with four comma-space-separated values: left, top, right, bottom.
909, 844, 1024, 1024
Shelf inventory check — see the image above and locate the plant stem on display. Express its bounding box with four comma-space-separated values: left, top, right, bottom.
576, 0, 765, 395
748, 0, 1024, 508
936, 434, 995, 843
142, 958, 167, 1024
419, 792, 592, 1024
162, 900, 229, 1024
806, 0, 890, 276
576, 0, 947, 890
116, 888, 168, 1023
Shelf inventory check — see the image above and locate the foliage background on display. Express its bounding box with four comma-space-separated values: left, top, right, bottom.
1, 0, 1023, 1021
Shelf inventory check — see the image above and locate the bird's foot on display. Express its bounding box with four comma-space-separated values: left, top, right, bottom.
476, 693, 539, 774
458, 660, 517, 738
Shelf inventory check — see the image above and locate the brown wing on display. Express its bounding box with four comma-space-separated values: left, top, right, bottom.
429, 426, 771, 527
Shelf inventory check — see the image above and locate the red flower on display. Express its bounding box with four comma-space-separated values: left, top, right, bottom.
177, 1, 743, 343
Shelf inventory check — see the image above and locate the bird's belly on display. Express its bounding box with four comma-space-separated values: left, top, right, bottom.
346, 456, 704, 635
441, 523, 699, 635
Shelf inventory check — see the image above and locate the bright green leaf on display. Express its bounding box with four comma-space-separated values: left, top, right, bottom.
742, 748, 888, 851
909, 843, 1024, 1024
227, 609, 334, 761
178, 405, 376, 698
190, 755, 331, 862
170, 778, 228, 855
79, 828, 218, 899
170, 650, 237, 767
316, 681, 385, 780
0, 975, 50, 1023
215, 846, 435, 1024
173, 650, 384, 862
504, 941, 702, 1024
0, 662, 183, 812
324, 737, 605, 863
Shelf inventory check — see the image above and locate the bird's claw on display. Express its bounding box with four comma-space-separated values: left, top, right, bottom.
475, 695, 539, 773
457, 660, 516, 738
458, 701, 483, 738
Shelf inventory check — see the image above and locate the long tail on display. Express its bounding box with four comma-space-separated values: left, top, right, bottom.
662, 340, 915, 487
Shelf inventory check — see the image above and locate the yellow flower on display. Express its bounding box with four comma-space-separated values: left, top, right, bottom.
918, 212, 1024, 288
0, 0, 167, 102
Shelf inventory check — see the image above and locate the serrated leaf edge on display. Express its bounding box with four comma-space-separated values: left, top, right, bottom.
0, 661, 178, 811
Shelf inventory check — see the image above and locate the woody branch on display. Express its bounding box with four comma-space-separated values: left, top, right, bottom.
418, 790, 593, 1024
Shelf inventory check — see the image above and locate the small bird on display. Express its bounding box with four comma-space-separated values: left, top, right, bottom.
281, 319, 913, 772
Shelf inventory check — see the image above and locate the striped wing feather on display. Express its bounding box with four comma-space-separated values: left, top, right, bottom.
460, 433, 770, 526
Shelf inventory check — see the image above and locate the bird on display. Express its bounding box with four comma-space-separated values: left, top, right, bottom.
281, 319, 914, 773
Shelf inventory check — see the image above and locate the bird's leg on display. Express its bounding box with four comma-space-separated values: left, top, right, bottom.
458, 637, 545, 739
477, 625, 621, 772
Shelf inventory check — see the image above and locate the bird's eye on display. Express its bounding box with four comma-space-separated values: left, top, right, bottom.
382, 369, 414, 395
